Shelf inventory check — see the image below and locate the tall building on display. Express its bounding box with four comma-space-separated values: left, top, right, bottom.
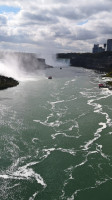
93, 44, 99, 53
107, 39, 112, 51
93, 44, 105, 53
98, 47, 105, 52
104, 43, 106, 50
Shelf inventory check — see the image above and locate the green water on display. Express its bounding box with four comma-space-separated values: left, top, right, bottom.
0, 67, 112, 200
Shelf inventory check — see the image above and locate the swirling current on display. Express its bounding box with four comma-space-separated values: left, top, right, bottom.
0, 67, 112, 200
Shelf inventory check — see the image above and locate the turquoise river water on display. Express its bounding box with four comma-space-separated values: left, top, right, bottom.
0, 66, 112, 200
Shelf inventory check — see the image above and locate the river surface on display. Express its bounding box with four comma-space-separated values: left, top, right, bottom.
0, 67, 112, 200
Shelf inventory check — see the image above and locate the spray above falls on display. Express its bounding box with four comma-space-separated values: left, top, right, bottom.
40, 53, 70, 68
0, 51, 52, 81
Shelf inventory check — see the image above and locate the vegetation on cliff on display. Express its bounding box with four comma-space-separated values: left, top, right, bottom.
104, 71, 112, 77
102, 71, 112, 86
0, 75, 19, 90
106, 81, 112, 86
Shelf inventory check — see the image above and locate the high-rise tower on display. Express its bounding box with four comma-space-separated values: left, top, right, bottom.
107, 39, 112, 51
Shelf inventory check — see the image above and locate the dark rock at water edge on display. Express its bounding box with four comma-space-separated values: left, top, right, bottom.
0, 75, 19, 90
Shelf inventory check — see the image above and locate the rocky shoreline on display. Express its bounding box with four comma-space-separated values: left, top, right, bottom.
101, 72, 112, 87
0, 75, 19, 90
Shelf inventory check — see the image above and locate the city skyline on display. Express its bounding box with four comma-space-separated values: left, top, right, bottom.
0, 0, 112, 54
93, 39, 112, 53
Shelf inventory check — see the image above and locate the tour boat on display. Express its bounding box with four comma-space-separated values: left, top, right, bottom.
99, 83, 104, 88
48, 76, 52, 79
99, 83, 108, 88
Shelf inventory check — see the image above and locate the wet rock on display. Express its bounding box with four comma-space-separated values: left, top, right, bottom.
0, 75, 19, 90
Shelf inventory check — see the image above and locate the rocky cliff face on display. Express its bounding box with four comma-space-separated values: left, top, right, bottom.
70, 54, 112, 72
57, 52, 112, 72
0, 75, 19, 90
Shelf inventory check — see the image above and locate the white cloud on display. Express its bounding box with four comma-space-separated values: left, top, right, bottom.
0, 0, 112, 53
0, 14, 7, 25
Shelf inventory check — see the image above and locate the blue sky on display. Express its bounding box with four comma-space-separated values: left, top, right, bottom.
0, 5, 20, 13
78, 20, 88, 26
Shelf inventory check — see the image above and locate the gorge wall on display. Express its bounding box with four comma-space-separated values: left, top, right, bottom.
57, 52, 112, 72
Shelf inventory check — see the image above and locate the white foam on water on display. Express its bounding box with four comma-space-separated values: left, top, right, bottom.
33, 119, 62, 127
88, 97, 112, 127
96, 144, 110, 160
95, 122, 107, 135
29, 191, 39, 200
80, 91, 97, 99
34, 109, 80, 130
57, 148, 76, 156
69, 125, 75, 131
87, 150, 98, 156
32, 138, 39, 143
1, 166, 46, 187
0, 162, 46, 200
107, 132, 112, 135
84, 88, 95, 91
63, 166, 74, 189
42, 148, 55, 154
42, 147, 76, 157
47, 99, 65, 110
51, 118, 80, 139
66, 176, 112, 200
52, 124, 80, 138
74, 157, 88, 169
60, 78, 76, 90
68, 120, 79, 131
84, 122, 106, 150
95, 177, 112, 187
56, 112, 63, 117
55, 77, 112, 200
67, 194, 75, 200
80, 87, 112, 151
65, 81, 70, 86
51, 132, 77, 139
105, 105, 112, 111
66, 97, 77, 102
6, 183, 20, 189
78, 112, 87, 119
71, 79, 76, 82
46, 113, 54, 121
60, 166, 75, 200
0, 158, 46, 189
38, 148, 56, 161
100, 89, 112, 95
61, 86, 65, 90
